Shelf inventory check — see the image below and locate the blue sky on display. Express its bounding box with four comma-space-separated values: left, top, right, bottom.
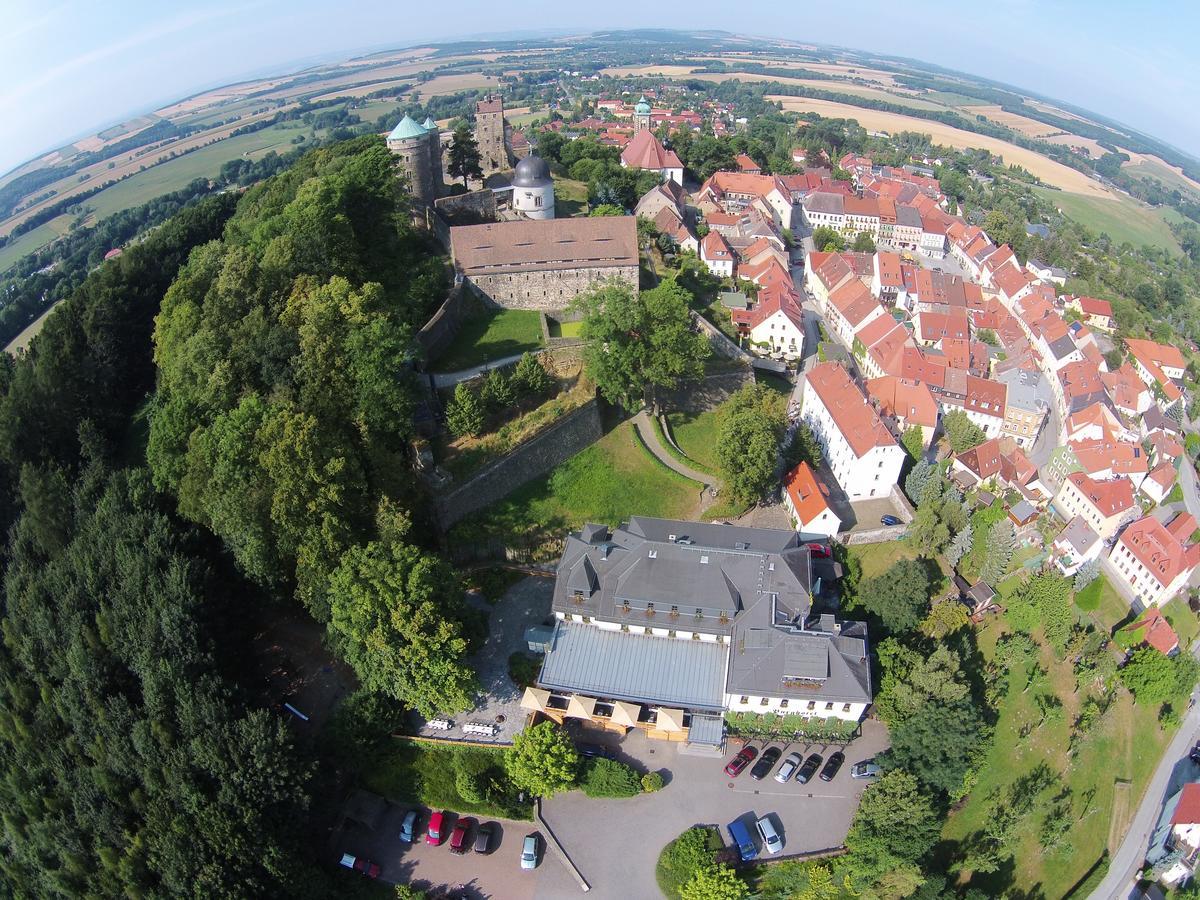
2, 0, 1198, 176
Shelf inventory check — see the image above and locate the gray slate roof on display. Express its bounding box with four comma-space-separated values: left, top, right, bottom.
538, 620, 727, 710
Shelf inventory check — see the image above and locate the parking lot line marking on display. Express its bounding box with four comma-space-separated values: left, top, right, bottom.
731, 786, 852, 800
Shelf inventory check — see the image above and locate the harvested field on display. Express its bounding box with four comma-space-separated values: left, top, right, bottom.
683, 73, 944, 109
1041, 132, 1108, 158
600, 64, 699, 78
1122, 155, 1200, 194
973, 105, 1060, 138
768, 95, 1114, 197
417, 72, 498, 96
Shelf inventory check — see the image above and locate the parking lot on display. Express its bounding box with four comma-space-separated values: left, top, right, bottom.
338, 802, 543, 899
537, 720, 890, 899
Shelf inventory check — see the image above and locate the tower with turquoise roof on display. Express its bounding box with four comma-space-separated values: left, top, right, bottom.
634, 95, 652, 133
386, 113, 443, 205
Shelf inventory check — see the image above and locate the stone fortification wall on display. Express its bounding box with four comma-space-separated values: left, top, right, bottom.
466, 266, 639, 312
416, 285, 471, 362
435, 190, 497, 225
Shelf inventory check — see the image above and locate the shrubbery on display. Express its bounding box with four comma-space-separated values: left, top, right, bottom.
581, 757, 643, 798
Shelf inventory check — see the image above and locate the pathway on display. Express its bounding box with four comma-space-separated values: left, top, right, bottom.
430, 351, 533, 388
631, 409, 712, 488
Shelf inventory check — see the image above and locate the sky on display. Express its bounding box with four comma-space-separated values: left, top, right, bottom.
2, 0, 1198, 176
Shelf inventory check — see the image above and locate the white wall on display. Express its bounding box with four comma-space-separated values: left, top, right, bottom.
724, 693, 867, 721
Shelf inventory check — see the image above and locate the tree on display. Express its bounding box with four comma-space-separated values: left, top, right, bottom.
980, 518, 1015, 585
945, 524, 973, 568
900, 426, 924, 461
1006, 574, 1073, 650
680, 865, 749, 900
590, 203, 625, 216
883, 701, 987, 796
875, 641, 971, 725
480, 368, 517, 410
581, 758, 643, 798
447, 124, 483, 186
851, 232, 876, 253
1120, 648, 1200, 705
326, 538, 478, 716
575, 279, 709, 410
787, 421, 824, 469
855, 559, 934, 633
513, 351, 554, 397
716, 385, 786, 504
812, 226, 845, 252
907, 504, 951, 556
1074, 557, 1101, 592
844, 771, 940, 882
920, 599, 970, 639
505, 721, 580, 797
976, 328, 998, 346
446, 381, 485, 437
941, 409, 986, 453
903, 460, 934, 505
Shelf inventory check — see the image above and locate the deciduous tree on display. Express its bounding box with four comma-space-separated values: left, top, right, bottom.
505, 721, 580, 797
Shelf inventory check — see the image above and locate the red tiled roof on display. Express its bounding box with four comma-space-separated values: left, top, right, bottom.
701, 230, 735, 261
735, 153, 761, 173
1172, 783, 1200, 826
875, 252, 903, 287
805, 362, 898, 457
1127, 607, 1180, 655
620, 130, 683, 171
1064, 472, 1135, 517
867, 376, 939, 428
1076, 296, 1113, 318
783, 462, 835, 526
1120, 512, 1200, 589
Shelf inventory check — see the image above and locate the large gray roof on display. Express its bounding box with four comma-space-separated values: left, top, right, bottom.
538, 620, 727, 710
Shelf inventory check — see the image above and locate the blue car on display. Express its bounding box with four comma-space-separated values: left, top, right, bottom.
881, 515, 902, 526
399, 809, 419, 843
727, 819, 758, 861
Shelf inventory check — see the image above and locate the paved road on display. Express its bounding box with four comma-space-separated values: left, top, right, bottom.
431, 352, 534, 388
632, 409, 713, 487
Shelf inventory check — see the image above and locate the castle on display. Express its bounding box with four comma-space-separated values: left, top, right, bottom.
386, 114, 444, 206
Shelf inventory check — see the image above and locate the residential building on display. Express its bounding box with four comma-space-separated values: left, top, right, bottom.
1065, 295, 1114, 331
1109, 512, 1200, 607
1026, 258, 1068, 286
700, 231, 736, 278
732, 287, 805, 360
1052, 472, 1136, 539
620, 130, 684, 184
782, 463, 842, 537
1148, 782, 1200, 888
1123, 607, 1181, 656
995, 367, 1050, 449
866, 375, 939, 448
802, 362, 906, 500
1126, 338, 1186, 408
1052, 516, 1102, 577
1141, 463, 1179, 505
532, 518, 872, 748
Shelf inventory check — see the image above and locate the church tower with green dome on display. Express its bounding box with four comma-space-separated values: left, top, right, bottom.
634, 95, 652, 133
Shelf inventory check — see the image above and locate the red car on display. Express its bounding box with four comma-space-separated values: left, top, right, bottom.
338, 853, 381, 879
426, 810, 447, 846
806, 543, 831, 558
724, 746, 758, 778
449, 817, 475, 854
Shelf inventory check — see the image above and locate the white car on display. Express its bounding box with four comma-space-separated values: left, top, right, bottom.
755, 815, 783, 855
774, 751, 802, 783
851, 761, 882, 779
520, 833, 539, 870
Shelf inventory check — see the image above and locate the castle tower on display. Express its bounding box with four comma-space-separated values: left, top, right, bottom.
387, 114, 436, 205
475, 94, 509, 173
421, 117, 445, 195
511, 153, 555, 220
634, 95, 652, 133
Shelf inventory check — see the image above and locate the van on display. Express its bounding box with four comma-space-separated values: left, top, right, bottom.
727, 819, 758, 862
755, 814, 783, 855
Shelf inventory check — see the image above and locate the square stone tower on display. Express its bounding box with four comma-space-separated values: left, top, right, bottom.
475, 95, 509, 173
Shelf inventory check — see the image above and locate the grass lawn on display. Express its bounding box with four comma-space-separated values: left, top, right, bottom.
847, 541, 927, 581
665, 408, 721, 474
460, 421, 703, 544
755, 372, 793, 396
1163, 599, 1200, 649
362, 739, 533, 821
553, 176, 589, 218
0, 214, 72, 274
1075, 574, 1132, 632
547, 318, 583, 338
944, 618, 1171, 898
699, 297, 743, 344
1034, 187, 1183, 254
431, 307, 544, 372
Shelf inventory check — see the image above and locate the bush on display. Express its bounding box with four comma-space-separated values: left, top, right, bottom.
507, 652, 542, 689
581, 757, 642, 798
465, 566, 524, 602
642, 771, 665, 792
657, 827, 721, 900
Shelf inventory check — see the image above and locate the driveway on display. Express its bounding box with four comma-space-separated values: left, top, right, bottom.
341, 803, 542, 899
536, 721, 890, 899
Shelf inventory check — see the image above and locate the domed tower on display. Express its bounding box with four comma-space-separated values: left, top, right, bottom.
511, 154, 555, 220
634, 95, 652, 133
421, 117, 445, 196
387, 114, 435, 205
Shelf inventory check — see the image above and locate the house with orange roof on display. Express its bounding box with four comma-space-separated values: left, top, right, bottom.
919, 211, 949, 258
804, 252, 857, 312
1148, 781, 1200, 887
979, 245, 1019, 287
619, 130, 684, 184
700, 231, 736, 278
827, 278, 885, 346
782, 462, 842, 538
698, 171, 796, 231
1124, 607, 1181, 656
1065, 295, 1114, 332
1052, 472, 1137, 539
1141, 462, 1179, 506
802, 362, 906, 500
857, 318, 915, 380
1101, 362, 1153, 417
914, 310, 969, 345
991, 263, 1036, 306
1069, 436, 1149, 488
867, 376, 939, 447
1064, 401, 1127, 443
1125, 337, 1186, 408
871, 252, 904, 303
1110, 512, 1200, 607
735, 153, 761, 175
732, 285, 806, 361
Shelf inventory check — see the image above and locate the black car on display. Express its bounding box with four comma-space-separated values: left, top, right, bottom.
881, 515, 902, 526
795, 753, 823, 784
820, 751, 845, 782
1190, 742, 1200, 766
749, 746, 783, 781
474, 821, 494, 854
577, 743, 613, 760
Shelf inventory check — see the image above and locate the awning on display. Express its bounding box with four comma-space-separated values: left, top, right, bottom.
657, 707, 686, 733
565, 694, 597, 720
520, 687, 550, 713
610, 700, 642, 728
687, 714, 725, 747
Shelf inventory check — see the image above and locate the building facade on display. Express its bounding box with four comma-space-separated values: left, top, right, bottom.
475, 94, 509, 173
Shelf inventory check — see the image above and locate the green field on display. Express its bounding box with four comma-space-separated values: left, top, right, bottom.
431, 307, 544, 372
507, 111, 544, 128
923, 90, 991, 107
460, 421, 702, 543
1123, 156, 1200, 198
666, 408, 721, 473
944, 617, 1170, 898
79, 122, 318, 221
1074, 573, 1130, 630
553, 176, 589, 217
1034, 187, 1183, 254
0, 214, 72, 274
547, 318, 584, 338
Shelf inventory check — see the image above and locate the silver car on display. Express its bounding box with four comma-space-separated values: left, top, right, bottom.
851, 761, 882, 779
755, 815, 783, 855
520, 833, 539, 870
774, 751, 802, 783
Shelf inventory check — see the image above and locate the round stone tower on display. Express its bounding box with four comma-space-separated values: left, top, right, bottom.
387, 114, 436, 205
511, 153, 555, 220
421, 117, 446, 196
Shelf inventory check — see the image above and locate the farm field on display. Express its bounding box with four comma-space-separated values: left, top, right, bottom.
972, 104, 1060, 138
431, 307, 544, 372
3, 298, 66, 355
1033, 187, 1183, 253
461, 421, 704, 542
1123, 155, 1200, 195
0, 214, 72, 274
769, 95, 1115, 197
943, 616, 1170, 899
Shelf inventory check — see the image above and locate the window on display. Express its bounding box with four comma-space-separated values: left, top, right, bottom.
842, 703, 852, 713
739, 696, 749, 705
806, 701, 816, 711
780, 699, 789, 709
760, 697, 770, 706
825, 702, 834, 711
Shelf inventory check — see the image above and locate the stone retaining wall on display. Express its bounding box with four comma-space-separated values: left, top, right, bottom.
415, 284, 471, 362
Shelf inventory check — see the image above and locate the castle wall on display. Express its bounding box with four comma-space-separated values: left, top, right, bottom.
466, 266, 639, 313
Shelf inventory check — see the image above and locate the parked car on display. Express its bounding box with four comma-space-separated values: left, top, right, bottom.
755, 815, 783, 855
851, 760, 882, 779
474, 821, 494, 854
426, 810, 447, 846
521, 833, 540, 870
399, 809, 420, 843
820, 751, 846, 782
881, 514, 902, 526
1190, 743, 1200, 766
727, 819, 759, 862
578, 743, 613, 760
749, 746, 783, 781
774, 751, 803, 783
449, 817, 475, 854
724, 745, 758, 778
795, 753, 823, 784
806, 543, 831, 558
339, 853, 381, 879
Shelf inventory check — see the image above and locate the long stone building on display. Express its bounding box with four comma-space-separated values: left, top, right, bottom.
449, 217, 640, 312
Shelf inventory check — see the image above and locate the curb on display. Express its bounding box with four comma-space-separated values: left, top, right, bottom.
535, 798, 590, 892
